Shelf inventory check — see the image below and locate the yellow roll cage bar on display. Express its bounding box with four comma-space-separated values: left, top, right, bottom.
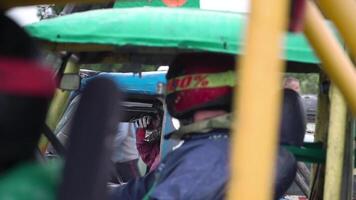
229, 0, 356, 199
3, 0, 356, 199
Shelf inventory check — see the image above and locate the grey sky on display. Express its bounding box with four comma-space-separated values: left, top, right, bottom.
6, 6, 39, 26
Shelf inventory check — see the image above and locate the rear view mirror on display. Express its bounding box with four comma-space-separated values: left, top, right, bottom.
60, 74, 80, 91
156, 82, 165, 95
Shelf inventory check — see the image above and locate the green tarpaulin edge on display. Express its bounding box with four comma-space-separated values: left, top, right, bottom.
26, 7, 320, 64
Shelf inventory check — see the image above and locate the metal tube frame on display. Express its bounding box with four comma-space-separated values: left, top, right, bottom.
228, 0, 289, 199
38, 56, 80, 153
323, 85, 347, 200
304, 1, 356, 115
318, 0, 356, 63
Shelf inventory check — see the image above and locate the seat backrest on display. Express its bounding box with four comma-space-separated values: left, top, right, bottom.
279, 89, 306, 147
57, 77, 124, 200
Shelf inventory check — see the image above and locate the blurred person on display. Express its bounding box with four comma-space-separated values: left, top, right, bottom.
0, 11, 56, 174
0, 12, 58, 200
112, 123, 140, 182
284, 76, 301, 93
132, 114, 162, 172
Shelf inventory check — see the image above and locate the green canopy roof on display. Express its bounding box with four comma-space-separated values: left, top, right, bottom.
26, 7, 319, 64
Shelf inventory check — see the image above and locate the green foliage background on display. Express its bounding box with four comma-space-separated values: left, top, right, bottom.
286, 73, 319, 94
81, 63, 157, 72
80, 65, 320, 94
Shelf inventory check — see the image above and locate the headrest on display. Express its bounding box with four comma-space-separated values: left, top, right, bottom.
58, 78, 124, 200
279, 89, 306, 146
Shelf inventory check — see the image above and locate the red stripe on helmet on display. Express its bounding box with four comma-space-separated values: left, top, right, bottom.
0, 58, 56, 97
174, 87, 232, 112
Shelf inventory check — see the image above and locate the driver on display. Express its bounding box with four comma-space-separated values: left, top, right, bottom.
110, 52, 297, 200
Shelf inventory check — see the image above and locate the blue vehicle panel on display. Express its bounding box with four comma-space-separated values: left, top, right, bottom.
82, 71, 167, 96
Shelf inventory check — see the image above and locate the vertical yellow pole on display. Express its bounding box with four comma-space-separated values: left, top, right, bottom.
304, 0, 356, 115
227, 1, 289, 200
317, 0, 356, 62
323, 85, 347, 200
309, 73, 329, 200
38, 56, 80, 152
317, 0, 356, 195
314, 74, 330, 142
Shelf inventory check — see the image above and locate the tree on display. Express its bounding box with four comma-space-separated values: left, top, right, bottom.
286, 73, 319, 94
81, 63, 157, 72
37, 5, 58, 20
